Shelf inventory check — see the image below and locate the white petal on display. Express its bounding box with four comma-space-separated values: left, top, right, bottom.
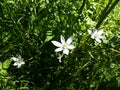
68, 45, 75, 49
12, 57, 18, 61
91, 34, 95, 39
93, 30, 98, 35
98, 29, 104, 35
88, 30, 92, 35
60, 35, 65, 44
99, 36, 104, 39
20, 61, 25, 65
95, 38, 101, 43
51, 41, 62, 47
66, 35, 74, 45
91, 30, 97, 39
13, 62, 18, 66
63, 49, 69, 55
18, 55, 22, 60
55, 48, 63, 52
17, 64, 22, 68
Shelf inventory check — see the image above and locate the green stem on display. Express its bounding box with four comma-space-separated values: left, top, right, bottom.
63, 60, 91, 84
97, 0, 112, 21
73, 0, 87, 25
79, 0, 87, 14
96, 0, 120, 28
74, 60, 91, 76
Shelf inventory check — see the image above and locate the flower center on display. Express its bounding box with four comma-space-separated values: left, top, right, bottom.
17, 60, 23, 63
63, 43, 68, 49
94, 33, 100, 38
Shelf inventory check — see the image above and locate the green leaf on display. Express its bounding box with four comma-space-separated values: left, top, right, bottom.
0, 61, 2, 70
3, 59, 12, 69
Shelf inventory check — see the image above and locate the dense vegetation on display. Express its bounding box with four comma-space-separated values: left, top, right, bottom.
0, 0, 120, 89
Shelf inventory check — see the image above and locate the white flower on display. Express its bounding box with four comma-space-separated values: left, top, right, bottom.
88, 29, 104, 43
12, 55, 25, 68
51, 35, 75, 55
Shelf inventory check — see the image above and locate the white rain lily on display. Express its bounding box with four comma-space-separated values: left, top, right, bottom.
88, 29, 104, 43
51, 35, 75, 55
12, 55, 25, 68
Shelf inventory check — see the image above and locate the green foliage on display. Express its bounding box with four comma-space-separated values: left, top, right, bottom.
0, 0, 120, 89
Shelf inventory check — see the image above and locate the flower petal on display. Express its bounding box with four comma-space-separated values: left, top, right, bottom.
55, 48, 63, 52
20, 61, 25, 65
66, 35, 74, 45
68, 45, 75, 49
63, 49, 69, 55
17, 64, 22, 68
12, 57, 18, 61
91, 30, 97, 39
51, 41, 62, 47
18, 55, 22, 60
95, 38, 101, 43
99, 36, 104, 39
88, 30, 92, 35
91, 34, 95, 39
13, 62, 18, 66
60, 35, 65, 44
98, 29, 104, 35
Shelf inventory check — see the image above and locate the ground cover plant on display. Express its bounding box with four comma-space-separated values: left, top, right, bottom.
0, 0, 120, 89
